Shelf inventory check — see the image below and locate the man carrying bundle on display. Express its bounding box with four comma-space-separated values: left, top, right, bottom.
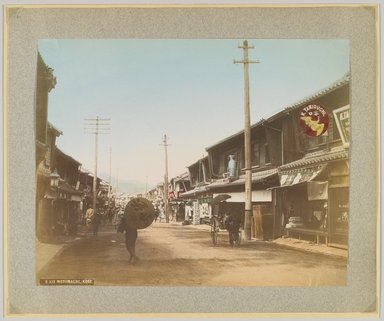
117, 197, 156, 264
117, 219, 138, 263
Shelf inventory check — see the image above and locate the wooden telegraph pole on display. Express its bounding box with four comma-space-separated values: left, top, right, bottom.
84, 116, 111, 216
234, 40, 259, 240
161, 134, 170, 223
108, 147, 112, 205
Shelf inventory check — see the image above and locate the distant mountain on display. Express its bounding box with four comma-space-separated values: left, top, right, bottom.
98, 172, 155, 196
118, 179, 154, 196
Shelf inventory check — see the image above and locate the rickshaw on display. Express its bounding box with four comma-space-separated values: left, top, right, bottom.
210, 194, 241, 246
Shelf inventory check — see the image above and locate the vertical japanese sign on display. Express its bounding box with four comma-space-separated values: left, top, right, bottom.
193, 200, 200, 225
333, 105, 350, 146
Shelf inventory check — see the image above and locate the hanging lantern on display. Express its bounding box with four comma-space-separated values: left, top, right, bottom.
50, 169, 60, 187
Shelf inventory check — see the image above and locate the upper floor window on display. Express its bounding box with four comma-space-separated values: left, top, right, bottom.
303, 114, 341, 151
252, 143, 260, 167
223, 150, 238, 176
265, 143, 271, 164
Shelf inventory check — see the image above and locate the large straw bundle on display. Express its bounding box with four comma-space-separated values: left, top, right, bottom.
124, 197, 155, 229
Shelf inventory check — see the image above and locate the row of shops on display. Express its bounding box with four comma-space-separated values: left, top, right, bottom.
36, 142, 114, 242
176, 150, 348, 248
160, 73, 350, 248
35, 52, 114, 242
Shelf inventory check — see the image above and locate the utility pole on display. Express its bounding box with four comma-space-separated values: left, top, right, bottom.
84, 116, 111, 216
234, 40, 259, 240
108, 147, 112, 206
115, 171, 119, 196
160, 134, 170, 223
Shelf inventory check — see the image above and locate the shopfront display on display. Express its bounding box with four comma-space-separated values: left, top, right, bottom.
273, 154, 349, 247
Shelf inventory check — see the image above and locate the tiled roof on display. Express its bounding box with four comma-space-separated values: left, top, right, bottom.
180, 185, 209, 198
48, 122, 63, 136
284, 73, 350, 112
205, 73, 350, 151
207, 168, 278, 189
205, 119, 265, 151
279, 148, 349, 171
56, 147, 82, 166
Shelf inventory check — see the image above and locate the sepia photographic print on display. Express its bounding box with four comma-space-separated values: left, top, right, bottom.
35, 38, 350, 287
4, 4, 379, 317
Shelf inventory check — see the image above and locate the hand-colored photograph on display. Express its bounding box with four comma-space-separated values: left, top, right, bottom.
35, 39, 350, 286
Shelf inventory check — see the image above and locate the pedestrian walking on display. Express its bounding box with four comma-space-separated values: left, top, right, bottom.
154, 206, 160, 222
223, 210, 241, 247
114, 206, 125, 229
118, 219, 139, 263
159, 206, 165, 223
107, 207, 114, 225
92, 212, 101, 236
219, 200, 240, 246
85, 206, 94, 235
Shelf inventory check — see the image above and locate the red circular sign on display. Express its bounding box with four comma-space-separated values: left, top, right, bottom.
299, 104, 329, 137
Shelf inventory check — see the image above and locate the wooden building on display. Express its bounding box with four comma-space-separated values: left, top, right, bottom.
205, 120, 281, 240
271, 73, 350, 248
180, 157, 212, 224
168, 172, 191, 221
49, 148, 83, 235
36, 124, 62, 241
35, 51, 58, 242
179, 73, 349, 246
78, 169, 105, 211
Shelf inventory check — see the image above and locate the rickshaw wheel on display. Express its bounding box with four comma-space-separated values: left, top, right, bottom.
211, 217, 219, 245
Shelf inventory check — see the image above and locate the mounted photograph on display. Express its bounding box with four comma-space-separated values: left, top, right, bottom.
4, 5, 378, 316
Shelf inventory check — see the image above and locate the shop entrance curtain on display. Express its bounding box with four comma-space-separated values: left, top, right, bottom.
307, 181, 328, 200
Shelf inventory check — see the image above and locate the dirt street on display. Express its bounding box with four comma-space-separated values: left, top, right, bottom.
37, 222, 347, 286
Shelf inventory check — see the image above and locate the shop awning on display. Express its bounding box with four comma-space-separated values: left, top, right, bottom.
208, 168, 278, 190
279, 165, 326, 187
179, 185, 209, 198
44, 182, 84, 201
213, 190, 272, 202
270, 148, 348, 190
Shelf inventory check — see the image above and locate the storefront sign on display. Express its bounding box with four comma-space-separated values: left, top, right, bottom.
299, 104, 329, 137
192, 201, 200, 225
333, 105, 350, 146
71, 195, 82, 202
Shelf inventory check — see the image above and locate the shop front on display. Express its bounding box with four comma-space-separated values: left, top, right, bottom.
208, 169, 278, 240
273, 149, 349, 248
327, 161, 349, 247
273, 179, 329, 244
38, 181, 83, 241
180, 186, 212, 225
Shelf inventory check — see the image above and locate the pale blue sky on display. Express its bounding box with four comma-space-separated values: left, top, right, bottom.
38, 39, 349, 191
